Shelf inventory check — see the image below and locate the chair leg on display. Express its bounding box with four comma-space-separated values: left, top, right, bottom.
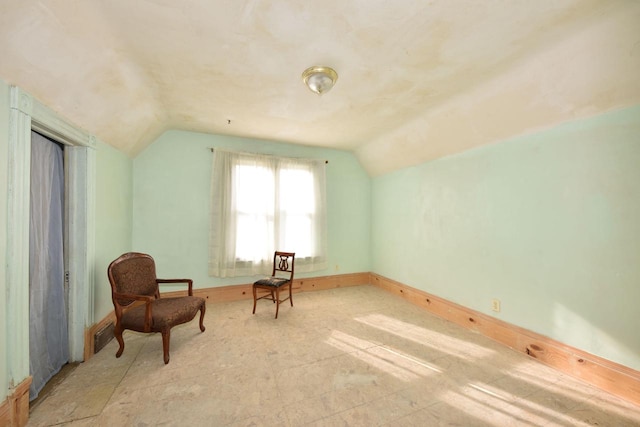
275, 286, 280, 319
114, 323, 125, 358
252, 285, 257, 314
162, 330, 171, 364
199, 303, 206, 332
289, 282, 294, 307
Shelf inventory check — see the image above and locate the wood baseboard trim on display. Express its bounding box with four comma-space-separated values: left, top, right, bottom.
162, 272, 370, 302
369, 273, 640, 407
0, 376, 32, 427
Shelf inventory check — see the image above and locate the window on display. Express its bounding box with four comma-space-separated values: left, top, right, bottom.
209, 150, 327, 277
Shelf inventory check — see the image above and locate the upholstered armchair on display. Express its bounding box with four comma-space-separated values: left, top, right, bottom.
107, 252, 206, 364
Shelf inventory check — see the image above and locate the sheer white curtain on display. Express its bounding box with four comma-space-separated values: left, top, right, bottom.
209, 150, 328, 277
29, 132, 69, 400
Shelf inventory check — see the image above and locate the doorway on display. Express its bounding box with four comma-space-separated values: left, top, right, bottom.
29, 131, 70, 400
6, 86, 96, 403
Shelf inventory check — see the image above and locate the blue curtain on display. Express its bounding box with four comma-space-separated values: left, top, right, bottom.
29, 131, 69, 400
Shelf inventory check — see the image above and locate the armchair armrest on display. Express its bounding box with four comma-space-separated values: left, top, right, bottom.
113, 292, 155, 303
157, 278, 194, 296
113, 292, 155, 332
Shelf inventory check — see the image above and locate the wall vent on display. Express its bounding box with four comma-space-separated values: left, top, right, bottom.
94, 322, 115, 354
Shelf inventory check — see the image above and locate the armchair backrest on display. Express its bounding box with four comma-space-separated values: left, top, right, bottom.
273, 251, 295, 281
108, 252, 159, 306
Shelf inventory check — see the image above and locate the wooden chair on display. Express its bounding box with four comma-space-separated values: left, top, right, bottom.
252, 251, 295, 319
107, 252, 206, 364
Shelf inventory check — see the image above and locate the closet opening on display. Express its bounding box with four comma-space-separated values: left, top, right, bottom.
28, 131, 71, 401
7, 86, 96, 416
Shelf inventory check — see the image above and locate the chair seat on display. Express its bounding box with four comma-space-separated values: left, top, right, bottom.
121, 296, 205, 332
254, 277, 290, 287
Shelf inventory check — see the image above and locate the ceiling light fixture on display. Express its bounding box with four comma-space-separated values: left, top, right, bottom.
302, 66, 338, 95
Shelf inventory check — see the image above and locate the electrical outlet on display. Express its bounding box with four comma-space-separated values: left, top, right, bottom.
492, 299, 501, 312
334, 264, 340, 272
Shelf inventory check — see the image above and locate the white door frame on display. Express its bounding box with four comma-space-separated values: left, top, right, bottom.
6, 86, 95, 386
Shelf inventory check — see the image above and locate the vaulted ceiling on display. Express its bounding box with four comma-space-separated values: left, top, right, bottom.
1, 1, 638, 175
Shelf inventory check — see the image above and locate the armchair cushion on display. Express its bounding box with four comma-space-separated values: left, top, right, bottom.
120, 296, 205, 332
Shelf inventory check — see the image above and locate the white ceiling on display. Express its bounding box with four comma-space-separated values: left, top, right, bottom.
1, 0, 638, 175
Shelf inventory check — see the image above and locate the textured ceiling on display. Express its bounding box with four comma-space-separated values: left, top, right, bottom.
1, 0, 638, 175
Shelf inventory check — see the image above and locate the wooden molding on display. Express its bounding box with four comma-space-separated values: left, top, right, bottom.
0, 376, 32, 427
0, 401, 8, 427
369, 273, 640, 407
162, 272, 370, 302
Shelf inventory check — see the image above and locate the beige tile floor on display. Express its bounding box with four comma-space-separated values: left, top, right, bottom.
28, 285, 640, 426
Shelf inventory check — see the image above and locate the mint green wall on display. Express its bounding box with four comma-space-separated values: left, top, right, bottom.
94, 140, 133, 321
133, 130, 371, 287
0, 79, 10, 401
372, 105, 640, 370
